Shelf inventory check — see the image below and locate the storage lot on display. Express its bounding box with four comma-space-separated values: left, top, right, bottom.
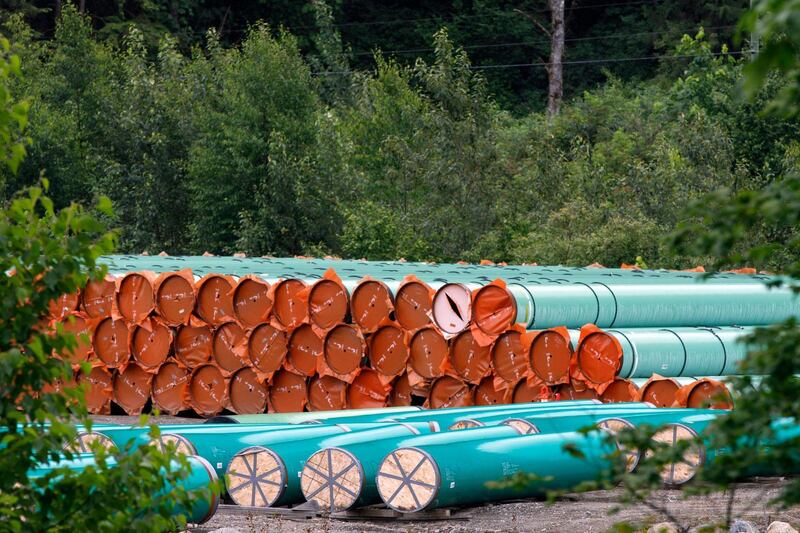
95, 415, 800, 532
198, 481, 799, 532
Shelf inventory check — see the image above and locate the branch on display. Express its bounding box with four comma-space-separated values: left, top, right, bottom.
640, 495, 690, 533
621, 478, 689, 532
725, 485, 737, 529
565, 0, 580, 26
514, 8, 551, 38
218, 6, 231, 36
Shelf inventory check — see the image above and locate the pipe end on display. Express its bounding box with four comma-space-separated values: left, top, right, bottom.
376, 447, 439, 513
69, 431, 116, 454
225, 446, 286, 507
650, 423, 704, 486
301, 447, 364, 512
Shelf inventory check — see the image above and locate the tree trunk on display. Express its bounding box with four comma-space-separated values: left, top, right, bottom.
54, 0, 61, 21
547, 0, 565, 119
79, 0, 86, 13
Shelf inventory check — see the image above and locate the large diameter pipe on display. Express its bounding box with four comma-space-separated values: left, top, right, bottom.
312, 400, 601, 428
393, 401, 649, 430
29, 454, 220, 524
100, 254, 778, 281
72, 423, 297, 453
225, 422, 437, 508
481, 281, 798, 331
206, 406, 423, 424
510, 407, 722, 470
72, 424, 213, 452
375, 429, 616, 512
632, 376, 733, 408
301, 424, 525, 512
648, 414, 800, 486
298, 404, 662, 511
152, 424, 322, 478
608, 283, 798, 327
455, 402, 657, 431
575, 327, 753, 384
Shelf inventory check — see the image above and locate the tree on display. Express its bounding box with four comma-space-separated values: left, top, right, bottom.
187, 24, 342, 256
0, 32, 216, 531
573, 2, 800, 529
516, 0, 565, 118
336, 30, 502, 262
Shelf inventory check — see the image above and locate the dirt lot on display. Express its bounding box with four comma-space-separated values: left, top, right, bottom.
193, 482, 799, 533
91, 416, 800, 532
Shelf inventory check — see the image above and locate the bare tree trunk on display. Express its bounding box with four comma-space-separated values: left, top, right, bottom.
515, 1, 566, 119
54, 0, 61, 21
79, 0, 86, 13
547, 0, 565, 119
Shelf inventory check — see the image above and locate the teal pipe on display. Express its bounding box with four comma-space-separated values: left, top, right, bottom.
574, 327, 753, 381
398, 401, 655, 430
657, 414, 800, 483
375, 429, 615, 512
712, 419, 800, 477
74, 423, 295, 452
700, 327, 751, 375
320, 400, 602, 428
159, 423, 342, 478
99, 255, 776, 285
73, 424, 212, 451
513, 282, 797, 329
466, 403, 660, 432
607, 283, 797, 327
29, 454, 219, 524
301, 424, 525, 511
224, 422, 437, 508
207, 406, 422, 424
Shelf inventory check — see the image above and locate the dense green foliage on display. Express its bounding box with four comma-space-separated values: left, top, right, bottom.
0, 36, 216, 531
2, 5, 798, 268
569, 1, 800, 528
0, 0, 748, 114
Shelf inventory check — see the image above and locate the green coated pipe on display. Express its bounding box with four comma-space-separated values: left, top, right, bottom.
613, 327, 751, 379
73, 423, 295, 452
571, 327, 753, 382
508, 407, 720, 445
73, 423, 212, 451
99, 255, 776, 284
29, 453, 220, 524
159, 423, 347, 478
98, 259, 784, 298
300, 423, 525, 511
515, 282, 798, 329
401, 402, 615, 430
460, 403, 660, 431
223, 422, 438, 508
706, 418, 800, 477
375, 429, 616, 512
387, 401, 657, 430
315, 400, 601, 428
206, 406, 422, 424
653, 414, 800, 485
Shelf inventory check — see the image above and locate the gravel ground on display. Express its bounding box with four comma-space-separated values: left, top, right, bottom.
191, 482, 800, 533
91, 416, 800, 532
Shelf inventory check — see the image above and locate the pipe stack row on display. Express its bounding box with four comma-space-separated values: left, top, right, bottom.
74, 402, 800, 516
30, 453, 220, 524
45, 255, 797, 417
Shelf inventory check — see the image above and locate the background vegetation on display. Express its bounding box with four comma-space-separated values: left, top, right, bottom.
3, 3, 800, 530
0, 32, 215, 530
1, 1, 797, 270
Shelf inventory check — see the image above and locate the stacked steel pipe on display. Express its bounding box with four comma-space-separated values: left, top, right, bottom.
73, 403, 800, 514
47, 256, 797, 417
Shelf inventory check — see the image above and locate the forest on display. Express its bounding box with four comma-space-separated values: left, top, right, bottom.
1, 1, 797, 268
